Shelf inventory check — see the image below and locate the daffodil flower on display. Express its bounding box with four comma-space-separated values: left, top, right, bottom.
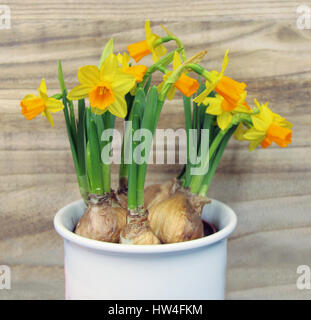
67, 53, 136, 118
243, 99, 293, 150
194, 50, 229, 105
117, 52, 147, 83
157, 52, 199, 99
201, 77, 250, 130
127, 20, 167, 63
20, 78, 64, 127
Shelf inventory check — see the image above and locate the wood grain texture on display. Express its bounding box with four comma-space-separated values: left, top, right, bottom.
1, 0, 311, 299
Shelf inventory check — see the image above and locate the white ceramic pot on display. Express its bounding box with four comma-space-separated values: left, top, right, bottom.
54, 198, 237, 300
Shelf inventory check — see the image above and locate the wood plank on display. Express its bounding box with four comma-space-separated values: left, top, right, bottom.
0, 0, 310, 299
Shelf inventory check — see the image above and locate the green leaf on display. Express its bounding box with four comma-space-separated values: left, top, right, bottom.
183, 96, 192, 187
136, 86, 158, 207
58, 60, 66, 94
77, 99, 86, 175
143, 75, 152, 95
98, 38, 114, 68
127, 114, 140, 210
61, 92, 79, 175
135, 88, 146, 117
87, 119, 104, 195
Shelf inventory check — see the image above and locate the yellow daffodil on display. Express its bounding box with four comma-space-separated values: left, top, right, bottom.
194, 50, 229, 105
20, 78, 64, 127
67, 53, 136, 118
158, 52, 199, 99
127, 20, 167, 63
201, 77, 250, 130
117, 52, 147, 83
243, 99, 292, 150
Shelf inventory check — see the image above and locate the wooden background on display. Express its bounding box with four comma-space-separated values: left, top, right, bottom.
1, 0, 311, 299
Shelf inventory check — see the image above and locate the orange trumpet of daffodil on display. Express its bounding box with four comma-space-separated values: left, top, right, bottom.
194, 50, 229, 105
243, 99, 292, 150
67, 53, 136, 118
158, 52, 199, 99
117, 52, 147, 83
197, 76, 250, 130
20, 78, 64, 127
127, 20, 167, 63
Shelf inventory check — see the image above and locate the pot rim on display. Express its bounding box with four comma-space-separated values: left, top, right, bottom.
54, 198, 237, 255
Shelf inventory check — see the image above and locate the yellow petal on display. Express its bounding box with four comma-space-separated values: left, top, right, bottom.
38, 79, 48, 101
39, 78, 47, 94
98, 38, 114, 68
145, 20, 152, 40
67, 84, 91, 100
173, 52, 182, 70
217, 112, 232, 130
117, 53, 123, 65
123, 52, 130, 66
118, 52, 130, 69
100, 53, 118, 83
152, 44, 167, 62
145, 20, 166, 62
78, 65, 100, 87
167, 86, 176, 100
251, 114, 269, 131
234, 123, 246, 141
204, 96, 224, 115
111, 71, 136, 96
221, 50, 229, 74
254, 99, 261, 109
194, 84, 211, 105
43, 110, 54, 127
243, 127, 266, 141
234, 104, 252, 114
23, 94, 37, 100
38, 90, 48, 101
249, 140, 261, 151
157, 81, 164, 93
260, 103, 273, 123
108, 93, 127, 118
46, 98, 64, 113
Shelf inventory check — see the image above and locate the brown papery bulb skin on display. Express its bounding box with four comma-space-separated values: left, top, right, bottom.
120, 210, 161, 245
148, 191, 210, 244
144, 178, 181, 209
116, 189, 128, 210
75, 193, 126, 243
117, 177, 128, 209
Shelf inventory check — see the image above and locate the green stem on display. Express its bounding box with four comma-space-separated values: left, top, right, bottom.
182, 96, 192, 188
128, 115, 139, 210
189, 126, 230, 194
101, 164, 111, 193
58, 60, 92, 201
119, 138, 128, 182
77, 174, 89, 203
119, 93, 135, 188
199, 126, 237, 197
77, 99, 86, 176
136, 87, 158, 207
155, 35, 186, 61
86, 118, 104, 195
